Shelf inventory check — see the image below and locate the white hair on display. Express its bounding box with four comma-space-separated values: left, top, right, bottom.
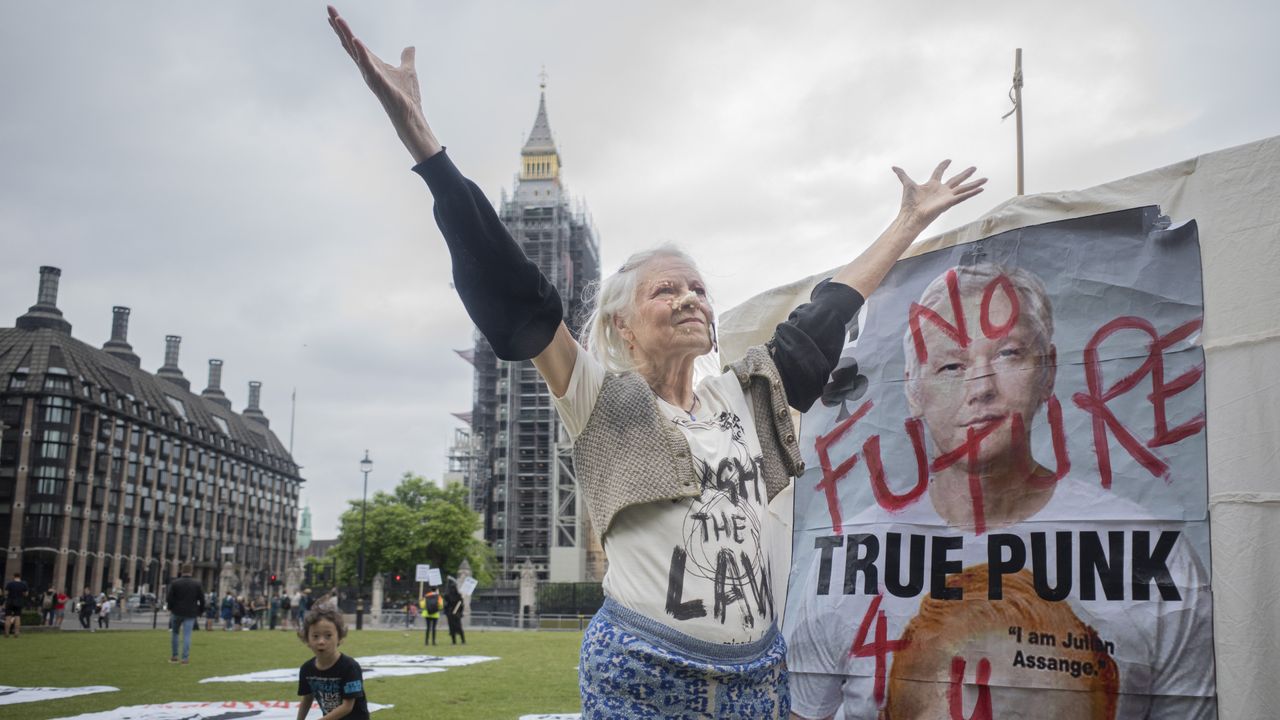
580, 243, 713, 374
903, 262, 1055, 400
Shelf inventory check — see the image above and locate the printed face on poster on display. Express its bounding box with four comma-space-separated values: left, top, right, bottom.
783, 207, 1216, 719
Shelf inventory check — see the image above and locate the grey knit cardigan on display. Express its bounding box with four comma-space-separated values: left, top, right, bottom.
573, 344, 806, 543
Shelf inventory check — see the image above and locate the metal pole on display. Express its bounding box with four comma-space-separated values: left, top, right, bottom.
1014, 48, 1025, 196
357, 450, 370, 630
150, 561, 159, 629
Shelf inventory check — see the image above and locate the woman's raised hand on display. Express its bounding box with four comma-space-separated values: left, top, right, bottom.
829, 161, 988, 298
891, 160, 987, 231
327, 6, 441, 163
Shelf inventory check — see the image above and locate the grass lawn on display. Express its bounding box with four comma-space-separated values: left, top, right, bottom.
0, 626, 584, 719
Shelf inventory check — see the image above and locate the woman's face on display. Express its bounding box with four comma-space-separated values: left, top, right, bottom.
620, 256, 714, 368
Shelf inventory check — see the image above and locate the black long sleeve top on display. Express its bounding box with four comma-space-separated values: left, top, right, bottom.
412, 149, 863, 412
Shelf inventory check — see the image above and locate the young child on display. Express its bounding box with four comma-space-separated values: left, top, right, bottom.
296, 606, 369, 720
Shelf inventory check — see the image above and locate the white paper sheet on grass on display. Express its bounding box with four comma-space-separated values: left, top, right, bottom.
200, 655, 496, 683
0, 685, 117, 706
50, 700, 391, 719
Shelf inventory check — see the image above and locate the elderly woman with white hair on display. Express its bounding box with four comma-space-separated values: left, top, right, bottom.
328, 7, 985, 718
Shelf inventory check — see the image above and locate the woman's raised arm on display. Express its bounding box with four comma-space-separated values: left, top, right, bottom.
327, 6, 579, 395
830, 160, 986, 297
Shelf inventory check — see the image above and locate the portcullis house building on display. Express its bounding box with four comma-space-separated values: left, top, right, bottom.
0, 266, 303, 597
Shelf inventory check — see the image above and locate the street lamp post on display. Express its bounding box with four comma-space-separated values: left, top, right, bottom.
356, 450, 372, 630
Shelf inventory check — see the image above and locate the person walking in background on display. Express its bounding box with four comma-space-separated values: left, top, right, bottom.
204, 593, 217, 631
403, 599, 417, 628
167, 563, 205, 664
78, 587, 96, 631
443, 579, 465, 645
4, 573, 28, 637
247, 596, 261, 630
270, 593, 281, 631
295, 588, 311, 628
280, 590, 292, 630
53, 588, 68, 627
41, 588, 55, 626
97, 595, 114, 629
421, 586, 440, 646
220, 592, 235, 631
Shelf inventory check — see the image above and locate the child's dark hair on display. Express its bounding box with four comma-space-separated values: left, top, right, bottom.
298, 606, 347, 642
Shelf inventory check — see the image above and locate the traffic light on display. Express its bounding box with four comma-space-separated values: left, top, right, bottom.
270, 574, 277, 584
394, 574, 402, 582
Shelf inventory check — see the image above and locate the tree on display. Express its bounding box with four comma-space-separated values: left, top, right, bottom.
329, 473, 492, 588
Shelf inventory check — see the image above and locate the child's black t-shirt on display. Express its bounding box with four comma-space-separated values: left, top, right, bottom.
297, 653, 370, 719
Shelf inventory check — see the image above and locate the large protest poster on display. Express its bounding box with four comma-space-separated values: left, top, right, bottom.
783, 207, 1216, 719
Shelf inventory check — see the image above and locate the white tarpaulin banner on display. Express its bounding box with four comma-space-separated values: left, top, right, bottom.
721, 135, 1280, 720
0, 685, 117, 706
51, 700, 391, 719
200, 655, 496, 684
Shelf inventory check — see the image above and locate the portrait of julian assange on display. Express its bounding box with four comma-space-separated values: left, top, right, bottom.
785, 216, 1215, 720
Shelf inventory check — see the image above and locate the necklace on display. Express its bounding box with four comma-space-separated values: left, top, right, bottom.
684, 392, 699, 420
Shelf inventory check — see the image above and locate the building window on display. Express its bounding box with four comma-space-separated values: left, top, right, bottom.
39, 429, 71, 460
31, 464, 67, 494
42, 396, 74, 424
43, 375, 73, 393
24, 513, 59, 544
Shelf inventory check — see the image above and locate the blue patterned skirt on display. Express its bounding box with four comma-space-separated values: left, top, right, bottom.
579, 597, 789, 719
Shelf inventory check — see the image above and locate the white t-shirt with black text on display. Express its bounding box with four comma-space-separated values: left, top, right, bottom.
553, 346, 778, 645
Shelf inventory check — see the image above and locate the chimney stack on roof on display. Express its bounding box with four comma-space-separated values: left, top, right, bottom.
243, 380, 269, 428
15, 266, 72, 334
202, 358, 232, 409
156, 335, 191, 390
102, 306, 141, 367
37, 265, 60, 306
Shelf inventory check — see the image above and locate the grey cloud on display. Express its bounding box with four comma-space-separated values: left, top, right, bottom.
4, 0, 1277, 535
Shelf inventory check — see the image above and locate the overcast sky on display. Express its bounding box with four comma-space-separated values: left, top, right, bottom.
2, 1, 1275, 537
